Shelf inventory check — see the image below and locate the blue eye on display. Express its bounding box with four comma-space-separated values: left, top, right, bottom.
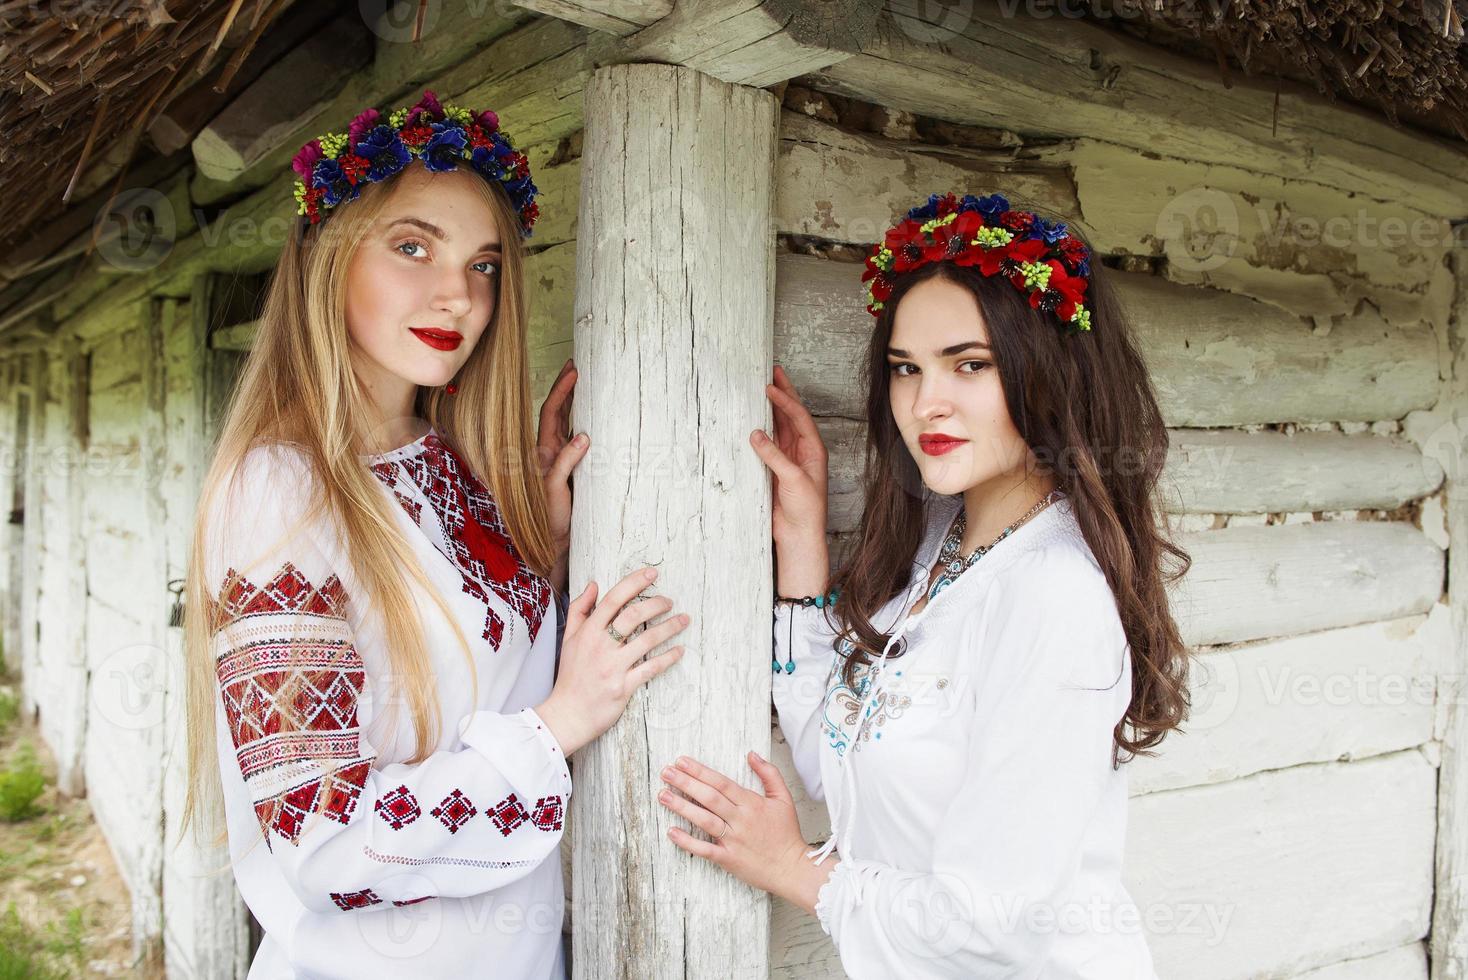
397, 240, 427, 258
472, 260, 499, 276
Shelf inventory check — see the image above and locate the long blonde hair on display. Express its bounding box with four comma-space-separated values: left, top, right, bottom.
179, 165, 556, 843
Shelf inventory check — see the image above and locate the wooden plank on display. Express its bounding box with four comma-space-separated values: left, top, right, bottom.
821, 424, 1443, 532
1172, 522, 1443, 647
775, 110, 1075, 247
1161, 430, 1443, 515
805, 7, 1467, 217
1128, 751, 1436, 977
1429, 251, 1468, 980
511, 0, 671, 36
525, 241, 577, 408
570, 64, 778, 979
1129, 608, 1450, 796
614, 1, 884, 88
1289, 942, 1427, 980
773, 254, 1440, 426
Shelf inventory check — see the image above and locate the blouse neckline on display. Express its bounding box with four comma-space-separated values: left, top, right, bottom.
360, 426, 436, 463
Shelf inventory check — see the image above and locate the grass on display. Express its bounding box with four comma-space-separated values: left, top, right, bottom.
0, 902, 87, 980
0, 745, 45, 824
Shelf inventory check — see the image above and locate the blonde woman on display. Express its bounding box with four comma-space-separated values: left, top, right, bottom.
181, 91, 689, 979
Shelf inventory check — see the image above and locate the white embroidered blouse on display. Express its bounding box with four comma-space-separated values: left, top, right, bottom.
202, 429, 569, 979
773, 493, 1158, 979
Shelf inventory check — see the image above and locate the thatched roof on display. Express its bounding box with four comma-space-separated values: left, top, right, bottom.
0, 0, 1463, 268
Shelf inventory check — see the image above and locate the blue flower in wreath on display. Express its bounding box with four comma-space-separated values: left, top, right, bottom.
502, 174, 536, 198
469, 146, 505, 181
421, 123, 469, 172
973, 193, 1010, 223
354, 125, 411, 181
312, 159, 361, 207
1034, 215, 1069, 245
907, 192, 945, 222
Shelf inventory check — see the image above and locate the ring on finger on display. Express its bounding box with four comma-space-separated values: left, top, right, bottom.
713, 817, 730, 843
607, 624, 627, 644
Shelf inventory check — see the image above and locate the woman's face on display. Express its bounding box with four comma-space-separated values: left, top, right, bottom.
887, 276, 1033, 497
343, 162, 502, 403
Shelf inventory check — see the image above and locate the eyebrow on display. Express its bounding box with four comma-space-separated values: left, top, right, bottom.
386, 216, 501, 254
887, 340, 991, 358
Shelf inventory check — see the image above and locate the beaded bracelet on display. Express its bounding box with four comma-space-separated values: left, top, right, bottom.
774, 588, 840, 609
772, 589, 840, 673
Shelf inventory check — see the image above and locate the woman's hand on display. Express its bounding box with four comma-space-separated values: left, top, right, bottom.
749, 364, 828, 548
533, 567, 689, 757
536, 358, 586, 588
659, 752, 836, 914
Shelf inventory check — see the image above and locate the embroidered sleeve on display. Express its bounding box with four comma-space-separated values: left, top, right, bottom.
813, 561, 1135, 977
204, 446, 571, 914
771, 602, 841, 802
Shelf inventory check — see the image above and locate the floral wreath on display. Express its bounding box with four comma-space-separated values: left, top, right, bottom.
863, 192, 1092, 332
290, 89, 539, 236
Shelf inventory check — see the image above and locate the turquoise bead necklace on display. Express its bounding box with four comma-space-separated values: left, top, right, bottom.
926, 489, 1063, 602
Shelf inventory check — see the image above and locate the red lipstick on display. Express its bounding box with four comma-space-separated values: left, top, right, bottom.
918, 433, 968, 457
409, 328, 463, 351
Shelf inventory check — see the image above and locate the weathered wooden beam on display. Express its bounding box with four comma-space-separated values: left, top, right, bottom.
805, 7, 1468, 217
1172, 522, 1443, 647
1429, 251, 1468, 980
610, 0, 885, 88
511, 0, 671, 36
772, 254, 1440, 427
570, 63, 777, 979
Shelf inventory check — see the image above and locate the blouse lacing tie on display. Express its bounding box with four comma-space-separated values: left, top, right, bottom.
807, 572, 931, 867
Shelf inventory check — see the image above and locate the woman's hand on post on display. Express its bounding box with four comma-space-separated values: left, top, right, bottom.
533, 567, 689, 757
749, 364, 831, 595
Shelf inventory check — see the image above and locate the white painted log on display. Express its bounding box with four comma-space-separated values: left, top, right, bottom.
158, 290, 254, 978
818, 421, 1443, 532
775, 110, 1076, 247
1047, 140, 1455, 326
1160, 430, 1443, 515
806, 7, 1467, 217
1129, 607, 1450, 796
1289, 942, 1427, 980
1172, 522, 1443, 647
17, 351, 46, 716
569, 64, 778, 979
1429, 252, 1468, 980
616, 1, 884, 88
81, 321, 169, 956
32, 352, 88, 796
773, 254, 1441, 427
1128, 750, 1437, 978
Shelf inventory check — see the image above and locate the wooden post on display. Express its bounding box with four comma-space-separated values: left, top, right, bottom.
1431, 249, 1468, 979
569, 63, 777, 979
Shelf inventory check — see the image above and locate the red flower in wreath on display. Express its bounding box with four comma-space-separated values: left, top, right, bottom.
922, 210, 985, 263
1033, 261, 1088, 321
885, 219, 928, 273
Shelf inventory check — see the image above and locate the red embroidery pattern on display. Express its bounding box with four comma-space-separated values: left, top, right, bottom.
212, 563, 372, 846
368, 435, 550, 650
375, 785, 422, 830
331, 888, 382, 911
530, 795, 564, 832
486, 793, 531, 836
431, 789, 478, 834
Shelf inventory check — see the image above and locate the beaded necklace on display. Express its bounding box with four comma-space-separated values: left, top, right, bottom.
926, 489, 1063, 602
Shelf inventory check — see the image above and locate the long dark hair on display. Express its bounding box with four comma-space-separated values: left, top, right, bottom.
829, 237, 1192, 763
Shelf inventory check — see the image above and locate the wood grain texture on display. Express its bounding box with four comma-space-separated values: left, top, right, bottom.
569, 64, 777, 980
773, 254, 1440, 427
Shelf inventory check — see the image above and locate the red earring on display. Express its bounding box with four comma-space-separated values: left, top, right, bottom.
446, 382, 458, 395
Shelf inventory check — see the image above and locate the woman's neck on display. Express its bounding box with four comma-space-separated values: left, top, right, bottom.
959, 470, 1058, 554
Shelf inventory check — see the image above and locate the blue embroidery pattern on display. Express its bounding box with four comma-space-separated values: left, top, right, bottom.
821, 638, 912, 758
